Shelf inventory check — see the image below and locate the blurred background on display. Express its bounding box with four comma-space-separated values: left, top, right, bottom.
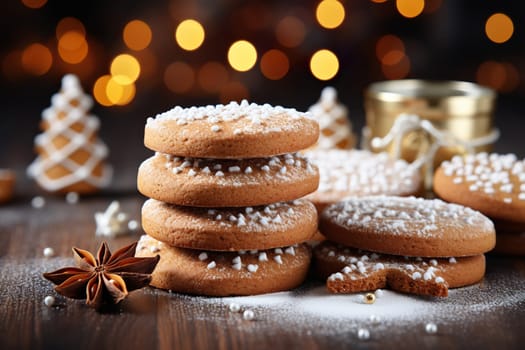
0, 0, 523, 193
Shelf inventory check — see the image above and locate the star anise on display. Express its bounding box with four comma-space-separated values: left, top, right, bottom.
43, 241, 160, 311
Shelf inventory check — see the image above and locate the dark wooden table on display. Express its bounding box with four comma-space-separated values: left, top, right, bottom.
1, 190, 524, 350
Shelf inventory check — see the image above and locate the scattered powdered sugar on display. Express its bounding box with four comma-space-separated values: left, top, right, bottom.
158, 152, 316, 183
324, 196, 494, 238
304, 149, 420, 197
146, 100, 312, 134
441, 152, 525, 201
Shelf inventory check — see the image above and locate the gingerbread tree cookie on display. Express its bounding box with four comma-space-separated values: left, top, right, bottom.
27, 74, 112, 194
308, 86, 356, 150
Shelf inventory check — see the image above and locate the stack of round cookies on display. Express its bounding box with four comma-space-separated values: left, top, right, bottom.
136, 101, 320, 296
314, 196, 496, 297
434, 152, 525, 255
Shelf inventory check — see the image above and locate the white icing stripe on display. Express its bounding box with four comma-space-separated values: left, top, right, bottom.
27, 74, 112, 191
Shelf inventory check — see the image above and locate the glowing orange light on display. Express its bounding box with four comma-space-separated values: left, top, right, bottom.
123, 20, 152, 51
21, 43, 52, 75
423, 0, 442, 13
370, 0, 387, 3
476, 61, 519, 92
93, 75, 113, 106
316, 0, 346, 29
260, 49, 289, 80
164, 62, 195, 93
219, 81, 250, 104
276, 16, 306, 48
381, 50, 404, 66
175, 19, 205, 51
58, 31, 88, 64
396, 0, 425, 18
56, 17, 86, 40
485, 13, 514, 44
197, 61, 229, 93
106, 77, 136, 106
110, 54, 141, 84
381, 55, 410, 79
21, 0, 47, 9
310, 49, 339, 81
228, 40, 257, 72
376, 35, 405, 61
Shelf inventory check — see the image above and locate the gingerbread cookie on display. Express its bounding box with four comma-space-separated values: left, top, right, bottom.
307, 86, 356, 150
0, 169, 15, 204
320, 196, 495, 257
434, 152, 525, 224
137, 152, 319, 207
135, 234, 311, 296
313, 241, 485, 297
144, 100, 319, 158
303, 149, 421, 212
27, 74, 112, 194
141, 198, 318, 251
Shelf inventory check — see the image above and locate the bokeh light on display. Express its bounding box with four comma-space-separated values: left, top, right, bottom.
260, 49, 289, 80
316, 0, 345, 29
228, 40, 257, 72
310, 49, 339, 80
106, 77, 136, 105
93, 75, 113, 106
21, 43, 52, 75
219, 81, 249, 104
198, 61, 229, 93
381, 55, 411, 79
56, 17, 86, 39
423, 0, 442, 14
123, 20, 152, 51
110, 54, 141, 84
175, 19, 205, 51
485, 13, 514, 44
476, 61, 519, 92
370, 0, 387, 3
396, 0, 425, 18
21, 0, 47, 9
164, 61, 195, 93
276, 16, 306, 48
58, 31, 88, 64
376, 34, 406, 67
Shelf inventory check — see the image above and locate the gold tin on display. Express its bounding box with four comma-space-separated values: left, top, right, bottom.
364, 79, 497, 167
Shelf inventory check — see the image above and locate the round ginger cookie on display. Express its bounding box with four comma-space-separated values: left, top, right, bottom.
137, 152, 319, 207
434, 152, 525, 224
135, 234, 312, 296
144, 100, 319, 158
141, 198, 318, 251
313, 240, 486, 297
303, 149, 421, 212
319, 196, 495, 257
0, 169, 15, 204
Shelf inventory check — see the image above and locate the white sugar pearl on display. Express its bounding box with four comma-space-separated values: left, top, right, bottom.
128, 220, 139, 231
31, 196, 45, 208
375, 289, 384, 297
43, 247, 55, 258
369, 314, 381, 324
425, 322, 438, 334
44, 295, 55, 307
242, 309, 255, 321
357, 328, 370, 340
229, 303, 241, 313
65, 192, 79, 204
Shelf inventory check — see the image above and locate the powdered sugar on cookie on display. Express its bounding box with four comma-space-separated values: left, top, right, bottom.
304, 149, 420, 196
440, 152, 525, 203
147, 100, 310, 133
324, 196, 493, 238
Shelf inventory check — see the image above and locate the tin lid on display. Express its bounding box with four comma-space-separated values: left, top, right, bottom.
365, 79, 496, 117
